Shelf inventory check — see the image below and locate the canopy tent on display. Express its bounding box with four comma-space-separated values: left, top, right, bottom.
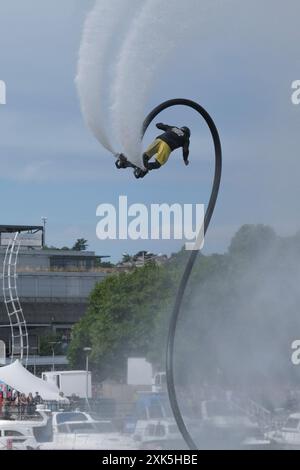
0, 360, 68, 402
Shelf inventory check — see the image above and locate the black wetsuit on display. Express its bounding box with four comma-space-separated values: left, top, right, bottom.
143, 123, 190, 171
156, 123, 190, 162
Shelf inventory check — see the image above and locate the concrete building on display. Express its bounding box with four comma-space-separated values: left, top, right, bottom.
0, 245, 109, 369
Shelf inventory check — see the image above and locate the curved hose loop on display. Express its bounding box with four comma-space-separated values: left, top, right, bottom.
142, 99, 222, 450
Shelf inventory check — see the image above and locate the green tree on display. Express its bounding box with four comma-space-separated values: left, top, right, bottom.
39, 333, 62, 356
72, 238, 88, 251
68, 263, 176, 380
229, 224, 276, 259
121, 253, 133, 263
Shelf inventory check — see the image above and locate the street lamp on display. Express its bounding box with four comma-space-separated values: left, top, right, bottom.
41, 217, 47, 247
30, 346, 39, 376
83, 347, 92, 408
49, 341, 61, 372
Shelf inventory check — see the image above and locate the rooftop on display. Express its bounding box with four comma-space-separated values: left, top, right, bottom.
0, 225, 43, 234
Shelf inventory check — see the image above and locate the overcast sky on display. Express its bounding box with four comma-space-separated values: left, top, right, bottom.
0, 0, 299, 261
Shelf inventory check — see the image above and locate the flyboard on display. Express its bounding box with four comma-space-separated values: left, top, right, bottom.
115, 153, 149, 179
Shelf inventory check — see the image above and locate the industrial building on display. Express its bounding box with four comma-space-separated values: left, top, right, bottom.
0, 225, 109, 370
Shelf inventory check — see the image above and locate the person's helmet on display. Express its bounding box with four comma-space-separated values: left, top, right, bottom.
181, 126, 191, 138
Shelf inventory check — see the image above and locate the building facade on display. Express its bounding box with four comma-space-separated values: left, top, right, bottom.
0, 248, 108, 368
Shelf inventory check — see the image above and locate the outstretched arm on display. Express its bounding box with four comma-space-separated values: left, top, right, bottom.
183, 139, 190, 166
156, 123, 173, 131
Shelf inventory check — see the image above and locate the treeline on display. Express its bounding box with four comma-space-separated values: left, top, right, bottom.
68, 225, 300, 389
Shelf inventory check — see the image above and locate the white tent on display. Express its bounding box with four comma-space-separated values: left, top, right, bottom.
0, 360, 68, 402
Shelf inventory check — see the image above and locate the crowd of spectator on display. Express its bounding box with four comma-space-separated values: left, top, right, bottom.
0, 390, 43, 419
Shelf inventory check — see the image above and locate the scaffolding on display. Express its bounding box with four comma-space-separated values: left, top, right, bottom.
2, 232, 29, 365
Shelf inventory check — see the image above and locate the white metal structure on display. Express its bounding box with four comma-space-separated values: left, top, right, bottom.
0, 340, 5, 365
2, 233, 28, 365
232, 393, 272, 429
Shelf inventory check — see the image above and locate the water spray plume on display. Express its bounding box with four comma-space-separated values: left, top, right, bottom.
76, 0, 143, 155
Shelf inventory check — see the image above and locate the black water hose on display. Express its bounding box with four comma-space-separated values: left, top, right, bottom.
142, 99, 222, 450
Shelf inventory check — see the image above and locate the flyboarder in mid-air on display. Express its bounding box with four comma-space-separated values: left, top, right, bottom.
143, 123, 190, 171
115, 123, 191, 179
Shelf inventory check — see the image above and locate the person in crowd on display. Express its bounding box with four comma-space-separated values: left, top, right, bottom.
0, 392, 3, 418
2, 398, 10, 420
27, 392, 35, 416
12, 392, 20, 417
19, 393, 27, 418
33, 391, 42, 405
5, 387, 12, 403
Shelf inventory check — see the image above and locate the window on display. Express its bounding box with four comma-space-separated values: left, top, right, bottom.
58, 421, 116, 434
56, 412, 88, 424
3, 430, 26, 443
68, 423, 95, 434
4, 430, 24, 437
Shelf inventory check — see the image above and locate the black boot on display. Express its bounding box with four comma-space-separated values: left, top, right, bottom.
115, 154, 126, 169
143, 153, 150, 169
134, 168, 149, 179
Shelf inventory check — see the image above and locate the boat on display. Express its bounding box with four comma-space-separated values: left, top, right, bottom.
0, 406, 50, 450
39, 411, 136, 450
134, 418, 186, 450
267, 413, 300, 449
193, 400, 270, 449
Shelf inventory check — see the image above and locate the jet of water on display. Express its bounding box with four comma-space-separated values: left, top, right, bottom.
76, 0, 144, 155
